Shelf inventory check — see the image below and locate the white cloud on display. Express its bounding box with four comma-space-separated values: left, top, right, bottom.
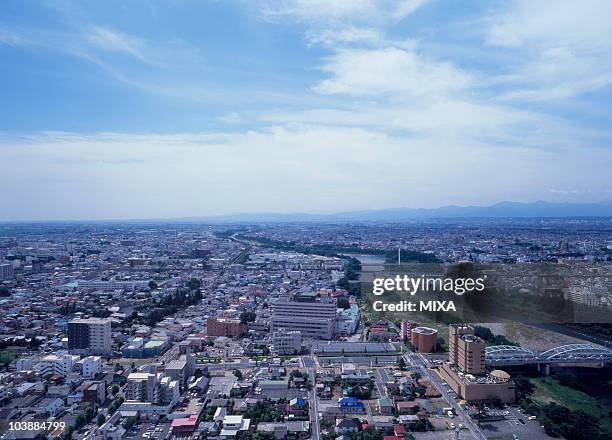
2, 125, 610, 220
485, 0, 612, 101
86, 26, 151, 62
314, 46, 472, 98
305, 26, 382, 47
261, 0, 428, 24
486, 0, 612, 49
261, 0, 428, 51
0, 28, 21, 45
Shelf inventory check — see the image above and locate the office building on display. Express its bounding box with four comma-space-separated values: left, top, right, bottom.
272, 329, 302, 355
206, 318, 247, 337
271, 294, 337, 339
457, 333, 486, 375
447, 324, 485, 374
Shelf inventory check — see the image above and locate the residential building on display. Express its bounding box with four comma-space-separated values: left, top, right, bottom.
0, 263, 14, 281
68, 318, 112, 356
37, 353, 78, 378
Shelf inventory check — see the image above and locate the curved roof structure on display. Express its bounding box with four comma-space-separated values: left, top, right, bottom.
489, 369, 511, 381
411, 326, 438, 335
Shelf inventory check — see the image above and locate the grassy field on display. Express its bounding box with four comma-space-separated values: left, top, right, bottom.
531, 377, 612, 433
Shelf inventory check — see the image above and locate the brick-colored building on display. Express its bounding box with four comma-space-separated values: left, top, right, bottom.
206, 318, 246, 337
410, 327, 438, 353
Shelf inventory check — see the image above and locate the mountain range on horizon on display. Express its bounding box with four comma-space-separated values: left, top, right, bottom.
176, 200, 612, 223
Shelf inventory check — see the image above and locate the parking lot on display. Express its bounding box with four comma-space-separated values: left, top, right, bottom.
125, 422, 171, 440
478, 408, 553, 440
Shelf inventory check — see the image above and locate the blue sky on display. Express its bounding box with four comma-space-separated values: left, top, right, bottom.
1, 0, 611, 220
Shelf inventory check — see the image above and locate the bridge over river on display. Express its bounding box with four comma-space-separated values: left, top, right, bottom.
485, 343, 612, 367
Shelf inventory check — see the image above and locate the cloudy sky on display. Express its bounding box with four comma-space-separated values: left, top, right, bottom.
1, 0, 612, 220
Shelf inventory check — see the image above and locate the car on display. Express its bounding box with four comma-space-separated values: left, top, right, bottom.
450, 423, 456, 429
528, 415, 537, 420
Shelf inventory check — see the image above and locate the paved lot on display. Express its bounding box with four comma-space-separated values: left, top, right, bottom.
414, 431, 476, 440
479, 417, 552, 440
126, 422, 171, 440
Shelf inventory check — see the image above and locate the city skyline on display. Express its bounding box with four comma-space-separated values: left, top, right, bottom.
2, 0, 612, 220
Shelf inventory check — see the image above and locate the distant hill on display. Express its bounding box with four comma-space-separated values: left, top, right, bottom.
178, 200, 612, 223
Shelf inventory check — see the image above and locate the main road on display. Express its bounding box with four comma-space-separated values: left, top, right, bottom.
302, 356, 320, 440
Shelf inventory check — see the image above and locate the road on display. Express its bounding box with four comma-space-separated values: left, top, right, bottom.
302, 356, 320, 440
374, 368, 389, 399
405, 352, 486, 440
158, 343, 179, 365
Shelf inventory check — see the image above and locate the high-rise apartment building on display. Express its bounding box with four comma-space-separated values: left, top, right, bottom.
0, 263, 14, 281
68, 318, 112, 356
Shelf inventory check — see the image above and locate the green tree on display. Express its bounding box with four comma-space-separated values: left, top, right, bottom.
337, 297, 350, 309
398, 357, 406, 371
240, 311, 256, 323
186, 278, 201, 291
97, 413, 106, 426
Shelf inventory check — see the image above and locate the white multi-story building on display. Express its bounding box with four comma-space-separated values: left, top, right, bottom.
335, 304, 360, 336
127, 372, 158, 403
271, 295, 337, 340
76, 279, 151, 290
0, 384, 9, 402
126, 371, 179, 406
220, 415, 251, 438
78, 356, 102, 378
37, 354, 78, 378
272, 330, 302, 355
16, 358, 33, 371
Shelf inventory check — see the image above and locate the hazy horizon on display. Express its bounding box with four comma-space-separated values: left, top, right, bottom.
2, 1, 612, 220
1, 199, 612, 223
